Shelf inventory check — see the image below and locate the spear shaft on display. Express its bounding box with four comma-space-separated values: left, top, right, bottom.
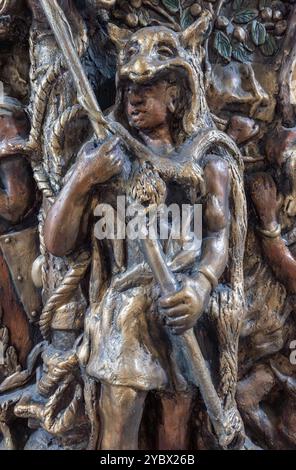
140, 238, 232, 447
40, 0, 167, 162
40, 0, 108, 140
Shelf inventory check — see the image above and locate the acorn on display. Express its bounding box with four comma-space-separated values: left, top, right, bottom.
275, 19, 287, 35
233, 26, 247, 43
215, 15, 229, 30
131, 0, 142, 7
273, 9, 283, 21
190, 3, 202, 17
260, 7, 273, 21
125, 13, 139, 28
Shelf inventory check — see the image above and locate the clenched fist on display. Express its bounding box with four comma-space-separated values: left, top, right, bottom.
158, 275, 211, 335
77, 136, 124, 189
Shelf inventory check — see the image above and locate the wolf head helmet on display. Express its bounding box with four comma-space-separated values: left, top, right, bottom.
109, 11, 213, 142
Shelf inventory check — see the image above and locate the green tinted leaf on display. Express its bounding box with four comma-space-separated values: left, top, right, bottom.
234, 9, 258, 24
162, 0, 180, 13
232, 43, 252, 62
260, 33, 278, 56
214, 31, 232, 61
181, 7, 194, 29
251, 20, 266, 45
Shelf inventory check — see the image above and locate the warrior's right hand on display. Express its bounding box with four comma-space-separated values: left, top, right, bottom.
77, 136, 124, 188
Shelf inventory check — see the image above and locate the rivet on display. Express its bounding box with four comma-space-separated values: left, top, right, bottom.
17, 275, 23, 282
4, 237, 11, 244
31, 311, 38, 318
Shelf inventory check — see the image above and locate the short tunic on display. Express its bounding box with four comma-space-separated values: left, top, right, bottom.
84, 154, 212, 392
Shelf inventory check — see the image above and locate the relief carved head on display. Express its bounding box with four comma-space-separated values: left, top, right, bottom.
108, 11, 213, 143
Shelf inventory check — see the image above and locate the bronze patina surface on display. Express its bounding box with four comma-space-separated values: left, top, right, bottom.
0, 0, 295, 450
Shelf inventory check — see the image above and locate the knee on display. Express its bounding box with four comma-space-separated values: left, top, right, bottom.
100, 384, 146, 421
236, 364, 275, 411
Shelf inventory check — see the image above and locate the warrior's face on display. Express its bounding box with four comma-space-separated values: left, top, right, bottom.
125, 79, 176, 132
109, 11, 212, 140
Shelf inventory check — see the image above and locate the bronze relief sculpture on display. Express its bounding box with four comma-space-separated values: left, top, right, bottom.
0, 0, 295, 451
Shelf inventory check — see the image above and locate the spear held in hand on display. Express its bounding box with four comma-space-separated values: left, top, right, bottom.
40, 0, 160, 163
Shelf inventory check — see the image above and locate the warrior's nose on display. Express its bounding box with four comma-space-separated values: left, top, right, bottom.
129, 93, 144, 106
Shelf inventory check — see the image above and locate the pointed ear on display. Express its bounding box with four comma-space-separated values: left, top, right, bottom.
179, 10, 212, 54
108, 23, 133, 52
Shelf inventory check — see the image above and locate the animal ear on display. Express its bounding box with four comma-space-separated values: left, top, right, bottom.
179, 10, 212, 54
108, 23, 133, 51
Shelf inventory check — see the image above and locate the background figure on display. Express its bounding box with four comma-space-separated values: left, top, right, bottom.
0, 95, 40, 367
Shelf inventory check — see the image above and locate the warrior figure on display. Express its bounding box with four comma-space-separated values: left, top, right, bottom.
44, 12, 247, 450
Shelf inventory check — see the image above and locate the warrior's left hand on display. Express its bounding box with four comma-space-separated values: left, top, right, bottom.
158, 276, 210, 335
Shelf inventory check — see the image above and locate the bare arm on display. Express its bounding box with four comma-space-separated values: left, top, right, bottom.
250, 172, 296, 294
44, 165, 92, 257
0, 156, 36, 225
195, 155, 230, 286
260, 237, 296, 293
159, 155, 231, 334
44, 136, 123, 257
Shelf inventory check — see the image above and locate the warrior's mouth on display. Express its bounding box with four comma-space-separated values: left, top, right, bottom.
130, 113, 147, 126
131, 109, 146, 117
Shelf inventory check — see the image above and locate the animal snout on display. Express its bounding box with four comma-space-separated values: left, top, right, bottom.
120, 57, 154, 81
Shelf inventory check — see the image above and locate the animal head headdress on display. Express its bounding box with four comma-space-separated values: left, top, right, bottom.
109, 11, 213, 143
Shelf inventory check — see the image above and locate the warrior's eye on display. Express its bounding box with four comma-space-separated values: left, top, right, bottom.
157, 45, 174, 58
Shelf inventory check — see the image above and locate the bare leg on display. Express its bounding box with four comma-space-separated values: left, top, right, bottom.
236, 363, 279, 447
99, 383, 147, 450
158, 392, 193, 450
